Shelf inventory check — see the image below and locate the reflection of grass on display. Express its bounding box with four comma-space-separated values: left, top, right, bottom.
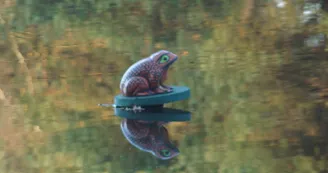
1, 0, 328, 172
0, 89, 25, 154
0, 89, 49, 173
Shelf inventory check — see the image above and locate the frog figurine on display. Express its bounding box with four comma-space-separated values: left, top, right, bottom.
120, 119, 179, 160
120, 50, 178, 97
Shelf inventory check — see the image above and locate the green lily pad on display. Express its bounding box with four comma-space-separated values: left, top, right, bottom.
114, 86, 190, 106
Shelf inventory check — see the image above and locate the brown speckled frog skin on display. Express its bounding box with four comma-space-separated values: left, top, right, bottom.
120, 50, 178, 97
120, 119, 179, 160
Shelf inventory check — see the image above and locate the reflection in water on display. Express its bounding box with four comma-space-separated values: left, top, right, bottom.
111, 103, 190, 160
121, 119, 179, 160
2, 0, 328, 172
301, 1, 322, 25
304, 33, 326, 50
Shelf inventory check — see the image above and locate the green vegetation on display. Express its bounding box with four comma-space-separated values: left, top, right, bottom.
1, 0, 328, 173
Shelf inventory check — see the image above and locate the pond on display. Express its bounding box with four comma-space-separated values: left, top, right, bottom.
1, 0, 328, 173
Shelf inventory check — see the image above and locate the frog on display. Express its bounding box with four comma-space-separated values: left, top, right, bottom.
120, 50, 178, 97
120, 119, 179, 160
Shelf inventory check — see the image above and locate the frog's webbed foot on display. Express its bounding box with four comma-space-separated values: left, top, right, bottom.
159, 85, 173, 92
160, 83, 173, 91
160, 83, 170, 88
154, 87, 170, 94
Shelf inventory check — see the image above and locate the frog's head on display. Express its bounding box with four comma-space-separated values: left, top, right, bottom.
150, 50, 178, 69
151, 126, 180, 160
154, 143, 179, 160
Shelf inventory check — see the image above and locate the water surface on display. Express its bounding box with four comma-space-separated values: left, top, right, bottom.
1, 0, 328, 173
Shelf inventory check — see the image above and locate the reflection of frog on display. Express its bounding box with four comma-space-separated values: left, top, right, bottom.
120, 119, 179, 160
120, 50, 178, 96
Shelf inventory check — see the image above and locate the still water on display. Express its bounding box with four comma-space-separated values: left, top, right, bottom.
1, 0, 328, 172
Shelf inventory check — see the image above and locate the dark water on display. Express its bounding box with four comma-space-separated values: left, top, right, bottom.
1, 0, 328, 172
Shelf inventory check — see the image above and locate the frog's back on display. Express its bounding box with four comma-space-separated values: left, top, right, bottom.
120, 58, 152, 88
120, 121, 153, 152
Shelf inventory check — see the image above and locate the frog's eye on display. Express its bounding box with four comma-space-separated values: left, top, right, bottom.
159, 149, 171, 157
159, 55, 170, 63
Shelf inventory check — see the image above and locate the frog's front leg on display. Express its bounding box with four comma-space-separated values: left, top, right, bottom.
159, 78, 173, 92
153, 84, 173, 93
158, 86, 173, 93
160, 84, 172, 89
148, 70, 169, 94
159, 70, 173, 91
159, 83, 173, 91
153, 87, 169, 94
158, 80, 173, 92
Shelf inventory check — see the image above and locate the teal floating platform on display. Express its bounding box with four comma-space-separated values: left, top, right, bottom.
114, 108, 191, 121
114, 86, 190, 106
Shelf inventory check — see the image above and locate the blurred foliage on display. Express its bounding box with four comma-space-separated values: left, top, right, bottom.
1, 0, 328, 173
